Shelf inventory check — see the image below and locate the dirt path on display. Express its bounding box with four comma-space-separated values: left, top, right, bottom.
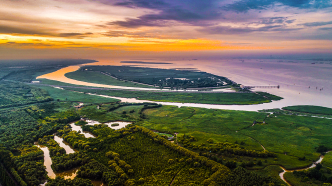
169, 168, 183, 185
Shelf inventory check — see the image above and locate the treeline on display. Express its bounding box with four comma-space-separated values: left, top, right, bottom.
220, 166, 284, 186
0, 146, 46, 186
118, 125, 231, 184
51, 152, 89, 172
46, 177, 93, 186
179, 135, 276, 158
293, 164, 332, 184
0, 81, 52, 109
76, 159, 122, 186
13, 146, 47, 186
0, 161, 17, 186
0, 105, 80, 149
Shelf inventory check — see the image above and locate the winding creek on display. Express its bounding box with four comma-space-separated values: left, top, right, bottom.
279, 152, 329, 185
36, 121, 131, 185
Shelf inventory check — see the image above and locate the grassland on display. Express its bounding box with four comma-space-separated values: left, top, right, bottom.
31, 85, 119, 103
65, 70, 155, 88
139, 105, 332, 169
64, 86, 282, 105
283, 105, 332, 115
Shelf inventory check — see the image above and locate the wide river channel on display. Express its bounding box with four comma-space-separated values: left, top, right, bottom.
37, 58, 332, 111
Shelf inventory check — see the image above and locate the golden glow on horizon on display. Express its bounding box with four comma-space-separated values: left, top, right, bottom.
1, 0, 332, 59
0, 34, 281, 51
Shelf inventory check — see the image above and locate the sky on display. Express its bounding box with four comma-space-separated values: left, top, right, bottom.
1, 0, 332, 59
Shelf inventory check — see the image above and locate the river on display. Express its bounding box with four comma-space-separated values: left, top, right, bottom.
70, 123, 96, 138
36, 58, 332, 110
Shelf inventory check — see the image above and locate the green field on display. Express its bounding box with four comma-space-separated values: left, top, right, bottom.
283, 105, 332, 115
139, 105, 332, 169
0, 81, 52, 108
65, 70, 155, 88
31, 85, 119, 103
64, 87, 282, 105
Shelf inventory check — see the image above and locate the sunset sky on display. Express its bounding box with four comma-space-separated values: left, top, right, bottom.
1, 0, 332, 59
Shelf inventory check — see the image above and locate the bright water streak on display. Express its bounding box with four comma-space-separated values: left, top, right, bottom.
36, 145, 56, 179
54, 135, 75, 154
37, 58, 332, 110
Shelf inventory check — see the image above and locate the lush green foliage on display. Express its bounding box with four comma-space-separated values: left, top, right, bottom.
0, 102, 79, 149
283, 105, 332, 115
0, 81, 52, 108
11, 146, 47, 186
65, 86, 283, 105
32, 85, 119, 103
52, 152, 90, 172
141, 105, 332, 169
46, 177, 93, 186
0, 161, 16, 186
322, 152, 332, 168
285, 164, 332, 186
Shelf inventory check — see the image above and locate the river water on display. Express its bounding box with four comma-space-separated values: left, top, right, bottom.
37, 58, 332, 110
70, 123, 95, 138
85, 120, 132, 130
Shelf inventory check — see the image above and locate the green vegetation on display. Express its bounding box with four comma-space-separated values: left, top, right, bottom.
2, 63, 330, 186
70, 65, 233, 89
0, 101, 80, 149
0, 81, 52, 108
65, 70, 154, 88
140, 105, 332, 169
0, 59, 95, 82
322, 152, 332, 168
283, 105, 332, 115
64, 86, 282, 105
32, 85, 119, 103
284, 164, 332, 186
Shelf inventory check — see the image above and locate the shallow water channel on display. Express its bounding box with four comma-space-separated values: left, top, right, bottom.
279, 152, 329, 185
70, 123, 96, 138
86, 120, 132, 130
37, 121, 131, 186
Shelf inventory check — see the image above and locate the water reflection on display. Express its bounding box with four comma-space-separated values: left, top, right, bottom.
55, 167, 78, 180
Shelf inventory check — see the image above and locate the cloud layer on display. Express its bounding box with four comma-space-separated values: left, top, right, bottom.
0, 0, 332, 59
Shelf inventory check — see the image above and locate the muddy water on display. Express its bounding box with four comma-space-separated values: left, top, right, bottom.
70, 123, 95, 138
36, 145, 56, 179
54, 135, 75, 154
86, 120, 132, 130
104, 121, 132, 130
